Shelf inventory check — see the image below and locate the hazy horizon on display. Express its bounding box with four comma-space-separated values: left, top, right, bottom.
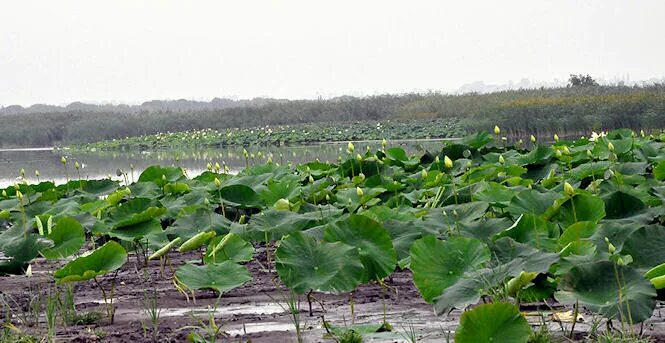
2, 0, 665, 107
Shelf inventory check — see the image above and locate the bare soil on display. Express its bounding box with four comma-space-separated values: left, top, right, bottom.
2, 245, 665, 342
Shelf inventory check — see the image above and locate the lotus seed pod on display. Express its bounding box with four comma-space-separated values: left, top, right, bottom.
564, 182, 575, 196
494, 125, 500, 135
347, 142, 355, 154
444, 155, 453, 169
498, 155, 505, 164
274, 198, 290, 211
553, 133, 559, 142
530, 135, 536, 143
356, 187, 364, 197
214, 178, 221, 188
608, 142, 615, 152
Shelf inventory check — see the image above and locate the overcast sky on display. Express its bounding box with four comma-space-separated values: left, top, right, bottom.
1, 0, 664, 106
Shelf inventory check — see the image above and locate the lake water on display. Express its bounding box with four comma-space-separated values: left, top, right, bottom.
0, 139, 447, 187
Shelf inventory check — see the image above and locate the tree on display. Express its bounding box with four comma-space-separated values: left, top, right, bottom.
568, 74, 599, 87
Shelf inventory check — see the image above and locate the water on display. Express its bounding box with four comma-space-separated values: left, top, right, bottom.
0, 139, 447, 188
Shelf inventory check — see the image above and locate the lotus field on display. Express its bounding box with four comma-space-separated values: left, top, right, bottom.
3, 128, 665, 342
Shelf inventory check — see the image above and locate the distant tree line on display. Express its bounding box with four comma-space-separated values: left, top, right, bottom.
1, 83, 665, 147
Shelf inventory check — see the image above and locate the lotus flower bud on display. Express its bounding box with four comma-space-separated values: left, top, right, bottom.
494, 125, 500, 135
555, 150, 562, 158
381, 138, 388, 149
608, 242, 616, 254
267, 156, 273, 164
215, 162, 221, 173
421, 169, 428, 179
358, 173, 365, 181
74, 161, 80, 170
243, 149, 249, 158
562, 146, 571, 155
608, 142, 615, 152
517, 139, 523, 146
347, 142, 355, 154
356, 187, 364, 197
224, 165, 229, 173
356, 154, 362, 161
35, 170, 40, 177
325, 194, 330, 202
214, 178, 221, 188
530, 135, 536, 143
16, 190, 23, 201
553, 134, 559, 142
25, 264, 32, 278
498, 155, 505, 164
564, 182, 575, 196
239, 214, 247, 224
1, 190, 6, 198
60, 156, 67, 165
435, 156, 440, 164
308, 175, 314, 184
20, 168, 25, 177
640, 129, 645, 138
161, 174, 166, 181
274, 198, 290, 211
501, 137, 507, 142
444, 155, 453, 169
207, 162, 213, 171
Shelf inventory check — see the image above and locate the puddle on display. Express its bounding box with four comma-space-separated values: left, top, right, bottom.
160, 303, 285, 318
225, 322, 294, 335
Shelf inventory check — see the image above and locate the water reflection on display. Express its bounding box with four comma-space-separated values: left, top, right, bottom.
0, 140, 446, 187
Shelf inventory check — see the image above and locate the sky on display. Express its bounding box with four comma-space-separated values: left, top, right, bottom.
1, 0, 665, 107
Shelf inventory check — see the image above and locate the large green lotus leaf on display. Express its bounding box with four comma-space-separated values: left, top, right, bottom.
460, 131, 492, 149
204, 233, 255, 264
455, 302, 531, 343
108, 198, 166, 228
602, 191, 646, 219
654, 160, 665, 181
555, 194, 605, 226
491, 238, 560, 274
507, 189, 560, 218
54, 241, 127, 283
138, 165, 185, 185
473, 182, 516, 206
620, 225, 665, 271
589, 222, 641, 252
258, 175, 302, 206
219, 184, 263, 208
518, 144, 553, 166
410, 235, 490, 303
0, 227, 53, 274
109, 219, 163, 242
440, 201, 489, 224
494, 214, 558, 251
275, 231, 363, 294
175, 261, 251, 294
569, 161, 611, 181
559, 221, 597, 248
167, 207, 232, 240
160, 190, 210, 218
555, 261, 656, 323
243, 209, 321, 242
78, 179, 119, 197
40, 217, 85, 260
323, 215, 396, 282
